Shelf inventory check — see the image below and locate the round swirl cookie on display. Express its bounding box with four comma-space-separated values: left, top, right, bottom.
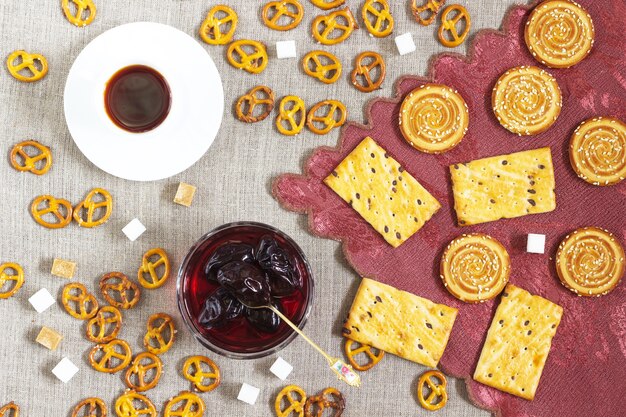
525, 0, 594, 68
556, 227, 625, 297
399, 84, 469, 153
440, 233, 511, 303
569, 117, 626, 186
492, 66, 561, 136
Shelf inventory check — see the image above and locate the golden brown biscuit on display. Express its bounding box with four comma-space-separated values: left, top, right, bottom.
399, 84, 469, 153
525, 0, 594, 68
556, 227, 625, 297
440, 233, 510, 303
492, 66, 561, 136
569, 117, 626, 186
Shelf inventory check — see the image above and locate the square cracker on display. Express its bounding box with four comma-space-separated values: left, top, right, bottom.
324, 137, 441, 247
343, 278, 458, 367
51, 258, 76, 279
450, 147, 556, 226
174, 182, 197, 207
36, 326, 64, 351
473, 284, 563, 400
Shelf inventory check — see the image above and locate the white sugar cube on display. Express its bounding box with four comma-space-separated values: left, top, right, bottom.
122, 218, 146, 241
527, 233, 546, 254
276, 40, 297, 59
28, 288, 56, 313
395, 33, 416, 56
52, 357, 79, 383
237, 383, 260, 405
270, 357, 293, 380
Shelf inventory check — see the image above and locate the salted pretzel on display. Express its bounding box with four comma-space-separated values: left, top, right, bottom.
569, 117, 626, 186
86, 305, 123, 343
312, 7, 358, 45
399, 83, 469, 153
302, 50, 341, 84
62, 0, 97, 27
362, 0, 394, 38
276, 96, 306, 136
343, 339, 384, 371
525, 0, 594, 68
30, 195, 73, 229
411, 0, 445, 26
89, 339, 132, 373
73, 188, 113, 228
0, 402, 19, 417
306, 100, 347, 135
138, 248, 170, 289
235, 85, 275, 123
6, 50, 48, 82
556, 227, 625, 297
62, 282, 99, 320
100, 272, 141, 309
226, 40, 268, 74
417, 370, 448, 411
262, 0, 304, 31
309, 0, 345, 10
144, 313, 176, 355
303, 388, 345, 417
163, 392, 205, 417
350, 51, 386, 93
182, 355, 221, 393
275, 385, 307, 417
125, 352, 163, 392
0, 263, 24, 299
9, 141, 52, 175
114, 390, 156, 417
199, 5, 238, 45
437, 4, 471, 48
71, 398, 106, 417
440, 233, 511, 303
492, 66, 562, 136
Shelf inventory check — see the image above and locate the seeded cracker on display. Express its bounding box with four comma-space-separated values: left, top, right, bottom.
324, 137, 440, 247
473, 284, 562, 400
450, 147, 556, 226
343, 278, 457, 367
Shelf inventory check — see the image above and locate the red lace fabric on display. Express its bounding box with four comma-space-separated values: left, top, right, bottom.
273, 0, 626, 415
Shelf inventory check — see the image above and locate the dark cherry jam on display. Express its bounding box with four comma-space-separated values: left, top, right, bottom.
179, 224, 312, 356
104, 65, 171, 133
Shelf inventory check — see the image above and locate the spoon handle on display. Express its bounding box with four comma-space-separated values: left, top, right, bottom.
267, 305, 361, 387
267, 305, 333, 362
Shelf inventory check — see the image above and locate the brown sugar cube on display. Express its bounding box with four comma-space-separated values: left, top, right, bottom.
173, 182, 197, 207
36, 326, 64, 351
51, 258, 76, 279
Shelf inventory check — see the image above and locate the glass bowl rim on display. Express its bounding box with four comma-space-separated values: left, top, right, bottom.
176, 221, 315, 360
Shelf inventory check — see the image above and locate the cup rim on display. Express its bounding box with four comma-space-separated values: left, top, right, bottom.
176, 221, 315, 360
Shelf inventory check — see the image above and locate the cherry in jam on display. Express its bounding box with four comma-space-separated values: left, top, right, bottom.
216, 260, 272, 308
204, 243, 254, 282
179, 223, 312, 356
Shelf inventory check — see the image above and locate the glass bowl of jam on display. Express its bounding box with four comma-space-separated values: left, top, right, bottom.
177, 222, 314, 359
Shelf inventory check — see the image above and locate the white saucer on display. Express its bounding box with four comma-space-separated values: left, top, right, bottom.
64, 22, 224, 181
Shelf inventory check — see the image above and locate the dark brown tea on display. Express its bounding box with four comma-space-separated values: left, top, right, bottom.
104, 65, 171, 133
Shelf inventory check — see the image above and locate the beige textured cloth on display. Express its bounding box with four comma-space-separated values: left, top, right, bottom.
0, 0, 522, 415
